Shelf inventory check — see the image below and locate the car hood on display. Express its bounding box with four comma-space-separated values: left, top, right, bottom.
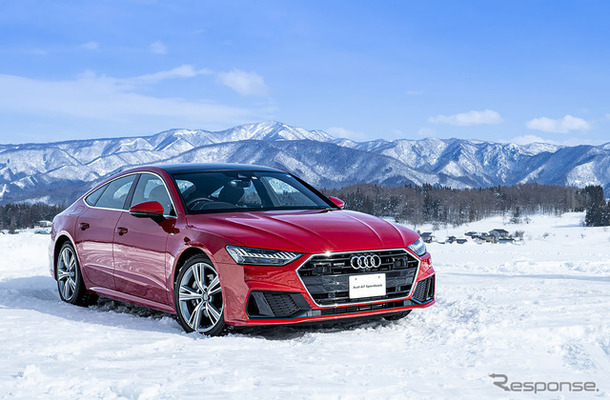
186, 209, 419, 253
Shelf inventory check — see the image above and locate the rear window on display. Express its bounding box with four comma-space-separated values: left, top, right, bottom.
84, 185, 107, 206
94, 175, 137, 210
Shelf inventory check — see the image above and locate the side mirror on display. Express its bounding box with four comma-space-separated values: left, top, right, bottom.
129, 201, 165, 219
328, 196, 345, 209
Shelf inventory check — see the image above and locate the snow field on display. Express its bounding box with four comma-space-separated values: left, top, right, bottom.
0, 212, 608, 399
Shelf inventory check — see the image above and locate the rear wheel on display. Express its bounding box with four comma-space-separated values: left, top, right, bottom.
174, 255, 226, 336
56, 242, 98, 306
383, 310, 412, 321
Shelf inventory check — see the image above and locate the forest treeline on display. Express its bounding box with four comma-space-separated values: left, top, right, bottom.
582, 185, 610, 226
0, 183, 607, 231
0, 203, 64, 232
323, 183, 590, 227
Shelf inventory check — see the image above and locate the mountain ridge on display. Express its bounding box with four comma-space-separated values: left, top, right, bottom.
1, 121, 609, 204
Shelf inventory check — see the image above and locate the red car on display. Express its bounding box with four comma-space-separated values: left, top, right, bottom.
50, 164, 435, 335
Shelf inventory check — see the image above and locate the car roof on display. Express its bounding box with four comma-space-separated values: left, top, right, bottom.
139, 163, 284, 174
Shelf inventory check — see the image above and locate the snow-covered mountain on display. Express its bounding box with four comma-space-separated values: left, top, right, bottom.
1, 121, 609, 204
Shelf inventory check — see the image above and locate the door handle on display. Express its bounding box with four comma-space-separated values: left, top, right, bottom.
117, 227, 128, 236
79, 223, 90, 231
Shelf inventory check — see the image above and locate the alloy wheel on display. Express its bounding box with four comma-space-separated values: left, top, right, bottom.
178, 262, 223, 333
57, 246, 78, 301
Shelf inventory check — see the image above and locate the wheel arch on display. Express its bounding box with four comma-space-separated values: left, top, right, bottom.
172, 246, 212, 286
53, 233, 75, 279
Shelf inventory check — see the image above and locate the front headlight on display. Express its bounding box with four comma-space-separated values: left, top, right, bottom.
225, 245, 303, 266
407, 237, 427, 256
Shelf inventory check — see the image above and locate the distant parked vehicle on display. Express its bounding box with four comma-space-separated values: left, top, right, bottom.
50, 163, 436, 335
420, 232, 435, 243
489, 229, 510, 238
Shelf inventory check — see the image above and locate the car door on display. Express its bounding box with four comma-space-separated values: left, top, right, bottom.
113, 173, 175, 305
75, 174, 137, 290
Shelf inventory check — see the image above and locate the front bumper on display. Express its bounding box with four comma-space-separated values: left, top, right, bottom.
217, 249, 436, 327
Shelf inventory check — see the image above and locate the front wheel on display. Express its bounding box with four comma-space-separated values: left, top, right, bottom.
56, 242, 98, 306
174, 255, 226, 336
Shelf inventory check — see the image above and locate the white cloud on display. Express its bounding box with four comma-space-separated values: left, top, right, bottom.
128, 65, 212, 85
326, 127, 366, 140
150, 41, 167, 55
526, 115, 590, 133
0, 70, 260, 127
217, 69, 269, 96
429, 109, 502, 126
81, 41, 99, 51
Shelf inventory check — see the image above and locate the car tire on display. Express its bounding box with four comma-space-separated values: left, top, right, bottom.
383, 310, 412, 321
56, 242, 98, 307
174, 254, 226, 336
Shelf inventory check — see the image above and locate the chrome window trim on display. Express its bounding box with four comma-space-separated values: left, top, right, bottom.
82, 171, 178, 218
295, 247, 422, 308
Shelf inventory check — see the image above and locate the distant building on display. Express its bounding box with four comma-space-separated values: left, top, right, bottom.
37, 220, 52, 228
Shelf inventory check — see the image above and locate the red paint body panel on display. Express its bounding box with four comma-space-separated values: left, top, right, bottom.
185, 209, 418, 254
75, 206, 120, 290
113, 212, 172, 304
50, 164, 436, 328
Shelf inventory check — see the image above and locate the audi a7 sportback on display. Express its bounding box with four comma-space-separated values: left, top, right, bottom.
51, 164, 435, 335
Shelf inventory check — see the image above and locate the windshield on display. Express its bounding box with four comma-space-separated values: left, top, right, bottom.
171, 171, 333, 214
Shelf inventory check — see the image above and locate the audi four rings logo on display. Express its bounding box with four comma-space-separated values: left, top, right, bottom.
350, 254, 381, 269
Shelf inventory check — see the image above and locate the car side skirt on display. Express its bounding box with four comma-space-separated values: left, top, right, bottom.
89, 286, 176, 314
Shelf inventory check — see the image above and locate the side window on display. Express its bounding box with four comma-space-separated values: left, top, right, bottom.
130, 174, 174, 215
84, 184, 107, 206
95, 175, 137, 210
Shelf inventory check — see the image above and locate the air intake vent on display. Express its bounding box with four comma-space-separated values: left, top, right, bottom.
412, 275, 435, 303
247, 291, 311, 319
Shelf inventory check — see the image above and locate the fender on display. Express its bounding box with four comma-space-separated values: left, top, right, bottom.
51, 230, 80, 279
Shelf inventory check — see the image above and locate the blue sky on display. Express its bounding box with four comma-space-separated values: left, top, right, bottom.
1, 0, 609, 145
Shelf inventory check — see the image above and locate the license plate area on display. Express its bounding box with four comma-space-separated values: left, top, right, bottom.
349, 273, 386, 299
